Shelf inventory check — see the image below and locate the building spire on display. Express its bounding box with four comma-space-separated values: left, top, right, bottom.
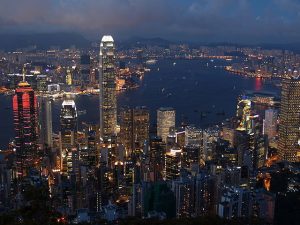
22, 67, 26, 82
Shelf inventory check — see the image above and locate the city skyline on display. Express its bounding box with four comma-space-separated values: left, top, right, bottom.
0, 3, 300, 222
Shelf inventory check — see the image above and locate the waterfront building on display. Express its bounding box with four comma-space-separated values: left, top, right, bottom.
36, 75, 47, 91
278, 77, 300, 162
203, 128, 219, 161
157, 107, 175, 142
236, 98, 252, 131
80, 54, 91, 86
38, 96, 53, 149
66, 68, 72, 85
13, 79, 38, 177
99, 35, 117, 143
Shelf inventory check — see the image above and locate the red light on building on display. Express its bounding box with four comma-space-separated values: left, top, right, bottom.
12, 81, 38, 177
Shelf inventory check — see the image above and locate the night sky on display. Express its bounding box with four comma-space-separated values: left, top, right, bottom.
1, 0, 300, 43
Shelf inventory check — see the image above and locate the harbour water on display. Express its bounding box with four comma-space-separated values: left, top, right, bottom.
0, 59, 279, 149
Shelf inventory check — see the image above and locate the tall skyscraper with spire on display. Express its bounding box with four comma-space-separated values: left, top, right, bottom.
59, 100, 78, 174
13, 75, 38, 177
278, 77, 300, 162
99, 35, 117, 143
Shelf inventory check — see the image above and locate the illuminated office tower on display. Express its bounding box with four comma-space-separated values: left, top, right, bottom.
13, 79, 38, 177
157, 107, 175, 142
263, 109, 278, 141
38, 97, 53, 149
165, 146, 182, 181
99, 35, 117, 142
119, 106, 149, 157
36, 75, 47, 91
203, 128, 219, 161
183, 145, 200, 169
236, 98, 252, 131
185, 126, 202, 146
175, 129, 185, 148
66, 68, 72, 85
59, 100, 78, 173
278, 78, 300, 162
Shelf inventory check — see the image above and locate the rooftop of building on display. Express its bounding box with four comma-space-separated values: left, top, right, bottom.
101, 35, 114, 43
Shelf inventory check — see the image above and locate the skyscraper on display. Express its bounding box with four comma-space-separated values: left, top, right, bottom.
99, 35, 117, 143
263, 109, 278, 141
157, 107, 175, 142
38, 96, 53, 149
278, 77, 300, 162
172, 174, 194, 218
119, 106, 150, 157
185, 126, 202, 146
59, 100, 78, 173
165, 146, 182, 181
236, 98, 252, 131
13, 79, 38, 177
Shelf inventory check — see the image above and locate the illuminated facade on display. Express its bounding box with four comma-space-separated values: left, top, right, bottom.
165, 147, 182, 181
172, 177, 193, 218
66, 68, 72, 85
38, 96, 53, 149
59, 100, 78, 173
263, 109, 278, 140
157, 107, 175, 142
236, 98, 252, 131
99, 35, 117, 142
13, 80, 38, 177
278, 78, 300, 162
119, 106, 149, 157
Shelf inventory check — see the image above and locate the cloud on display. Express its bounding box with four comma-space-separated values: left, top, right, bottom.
1, 0, 300, 43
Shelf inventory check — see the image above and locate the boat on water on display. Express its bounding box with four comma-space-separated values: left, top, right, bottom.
173, 62, 176, 66
145, 59, 157, 65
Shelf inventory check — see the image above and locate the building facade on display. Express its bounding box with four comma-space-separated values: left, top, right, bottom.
157, 107, 175, 142
13, 80, 38, 177
99, 35, 117, 142
278, 78, 300, 162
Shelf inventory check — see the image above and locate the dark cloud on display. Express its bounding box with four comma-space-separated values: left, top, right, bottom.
1, 0, 300, 43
